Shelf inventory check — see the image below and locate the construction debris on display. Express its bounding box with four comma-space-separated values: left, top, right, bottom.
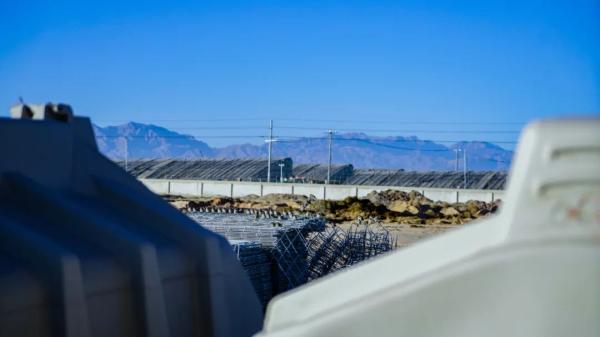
188, 212, 396, 307
307, 223, 396, 280
172, 188, 500, 225
306, 190, 500, 224
231, 241, 272, 307
188, 213, 325, 295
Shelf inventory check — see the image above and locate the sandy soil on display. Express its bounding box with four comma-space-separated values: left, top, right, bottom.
334, 221, 461, 249
384, 223, 459, 247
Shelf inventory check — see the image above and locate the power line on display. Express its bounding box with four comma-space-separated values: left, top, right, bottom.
97, 135, 512, 164
98, 135, 267, 139
333, 138, 452, 152
272, 118, 527, 125
96, 134, 518, 146
96, 117, 527, 125
116, 125, 521, 134
330, 138, 512, 164
276, 126, 520, 134
277, 136, 517, 146
146, 126, 267, 130
98, 125, 521, 134
94, 118, 269, 123
97, 134, 518, 144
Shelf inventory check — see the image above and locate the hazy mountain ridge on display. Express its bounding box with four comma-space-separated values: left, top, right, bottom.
94, 122, 215, 159
93, 122, 512, 171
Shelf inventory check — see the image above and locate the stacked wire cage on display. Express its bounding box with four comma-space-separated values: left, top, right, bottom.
191, 213, 327, 298
190, 212, 395, 305
230, 240, 272, 307
307, 224, 396, 280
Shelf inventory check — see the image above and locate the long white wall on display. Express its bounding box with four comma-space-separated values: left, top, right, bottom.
140, 179, 504, 203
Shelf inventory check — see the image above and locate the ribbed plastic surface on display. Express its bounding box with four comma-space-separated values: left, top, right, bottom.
257, 117, 600, 337
0, 104, 263, 337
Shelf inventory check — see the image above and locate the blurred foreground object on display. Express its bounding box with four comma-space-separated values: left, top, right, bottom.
0, 103, 263, 337
257, 117, 600, 337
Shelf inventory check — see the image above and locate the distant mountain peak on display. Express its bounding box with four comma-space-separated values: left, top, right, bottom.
94, 122, 214, 159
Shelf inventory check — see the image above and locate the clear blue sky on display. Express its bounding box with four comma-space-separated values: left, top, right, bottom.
1, 0, 598, 147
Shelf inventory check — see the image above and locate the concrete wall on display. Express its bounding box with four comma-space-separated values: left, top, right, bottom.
140, 178, 504, 202
262, 184, 294, 195
325, 185, 358, 200
169, 180, 200, 196
143, 180, 171, 194
293, 185, 325, 199
201, 181, 231, 197
232, 183, 262, 197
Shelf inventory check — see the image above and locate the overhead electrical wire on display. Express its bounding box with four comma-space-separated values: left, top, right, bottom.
96, 117, 518, 166
99, 134, 517, 144
95, 117, 527, 126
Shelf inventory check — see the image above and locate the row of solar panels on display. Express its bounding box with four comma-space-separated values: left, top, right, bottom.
118, 159, 507, 190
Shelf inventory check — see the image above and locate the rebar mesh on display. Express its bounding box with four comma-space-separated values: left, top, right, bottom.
231, 240, 272, 307
189, 212, 395, 305
307, 224, 397, 280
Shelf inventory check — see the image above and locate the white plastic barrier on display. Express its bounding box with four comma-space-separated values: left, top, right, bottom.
256, 118, 600, 337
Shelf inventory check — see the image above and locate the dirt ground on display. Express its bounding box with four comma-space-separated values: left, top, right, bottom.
384, 223, 459, 247
167, 190, 492, 249
335, 221, 460, 249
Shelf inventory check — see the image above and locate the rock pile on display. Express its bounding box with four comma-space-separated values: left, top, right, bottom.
300, 189, 500, 224
166, 189, 500, 225
170, 194, 314, 213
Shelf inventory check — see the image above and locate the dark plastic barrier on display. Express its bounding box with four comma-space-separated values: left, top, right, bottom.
0, 104, 263, 337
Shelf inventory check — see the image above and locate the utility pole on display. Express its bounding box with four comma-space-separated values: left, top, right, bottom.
327, 129, 333, 184
125, 138, 128, 172
278, 163, 285, 183
463, 149, 468, 189
267, 120, 273, 183
454, 148, 459, 172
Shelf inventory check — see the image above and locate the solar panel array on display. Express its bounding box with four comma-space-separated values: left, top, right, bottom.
120, 158, 292, 182
120, 159, 507, 189
345, 169, 507, 189
292, 164, 354, 184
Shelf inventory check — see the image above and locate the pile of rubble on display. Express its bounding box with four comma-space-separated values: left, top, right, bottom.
170, 194, 313, 212
167, 189, 500, 225
309, 190, 500, 224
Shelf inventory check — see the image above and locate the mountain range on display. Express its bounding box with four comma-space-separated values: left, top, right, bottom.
93, 122, 513, 171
